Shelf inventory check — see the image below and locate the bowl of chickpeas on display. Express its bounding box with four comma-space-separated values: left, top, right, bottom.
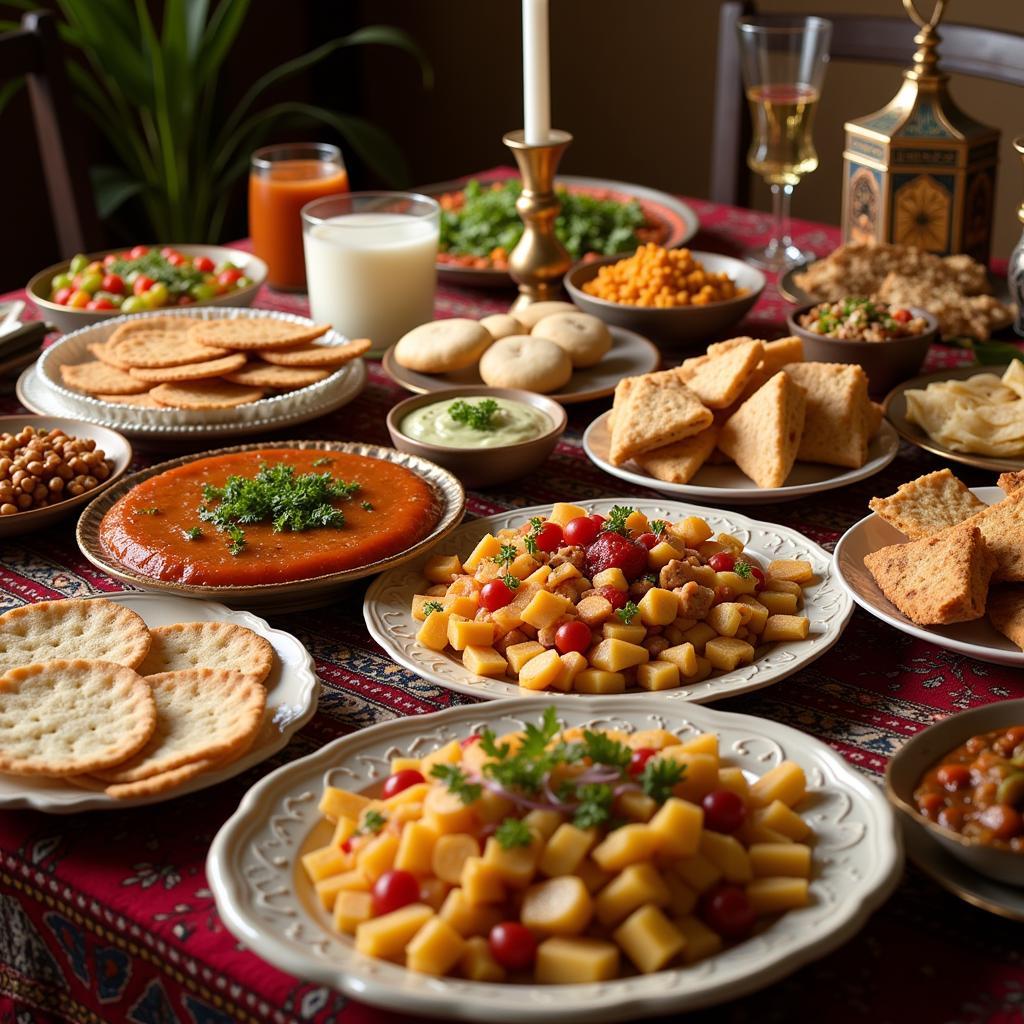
564, 246, 765, 346
0, 418, 132, 537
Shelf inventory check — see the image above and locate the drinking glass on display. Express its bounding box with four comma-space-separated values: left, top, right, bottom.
249, 143, 349, 290
302, 192, 440, 355
737, 16, 832, 270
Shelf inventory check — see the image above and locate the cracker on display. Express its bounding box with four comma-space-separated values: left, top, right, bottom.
88, 341, 132, 369
0, 660, 156, 776
718, 370, 806, 488
864, 522, 995, 625
950, 488, 1024, 582
108, 316, 201, 345
149, 380, 265, 409
223, 362, 329, 388
0, 597, 151, 669
92, 667, 266, 784
61, 361, 152, 396
865, 400, 884, 441
127, 352, 248, 383
868, 469, 987, 539
997, 470, 1024, 495
784, 362, 871, 469
683, 338, 764, 409
137, 621, 274, 682
188, 319, 330, 351
109, 331, 230, 369
608, 369, 712, 465
101, 757, 222, 799
95, 392, 163, 408
634, 425, 720, 484
259, 337, 372, 368
988, 588, 1024, 650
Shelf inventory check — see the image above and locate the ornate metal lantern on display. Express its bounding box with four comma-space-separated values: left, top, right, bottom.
841, 0, 999, 262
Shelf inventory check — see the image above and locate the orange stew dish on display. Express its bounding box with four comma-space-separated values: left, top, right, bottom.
99, 449, 441, 586
913, 725, 1024, 851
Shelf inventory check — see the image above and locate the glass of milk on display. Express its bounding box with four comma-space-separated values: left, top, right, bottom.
302, 192, 440, 355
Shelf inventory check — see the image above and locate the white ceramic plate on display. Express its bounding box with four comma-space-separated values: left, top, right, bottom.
364, 498, 853, 702
583, 411, 900, 506
23, 307, 366, 441
0, 592, 319, 813
381, 325, 661, 405
207, 696, 902, 1023
834, 486, 1024, 667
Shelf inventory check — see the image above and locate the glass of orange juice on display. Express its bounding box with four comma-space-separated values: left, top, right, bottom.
249, 143, 349, 290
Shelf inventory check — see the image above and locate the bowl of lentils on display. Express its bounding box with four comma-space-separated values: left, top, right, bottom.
786, 298, 937, 395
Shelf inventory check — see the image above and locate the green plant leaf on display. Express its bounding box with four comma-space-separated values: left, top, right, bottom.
973, 342, 1024, 366
91, 164, 146, 218
196, 0, 250, 88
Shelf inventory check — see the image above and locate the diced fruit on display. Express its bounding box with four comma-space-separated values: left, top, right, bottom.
588, 638, 649, 673
648, 797, 703, 857
424, 554, 463, 583
520, 876, 593, 936
463, 534, 501, 571
602, 621, 646, 643
448, 616, 495, 651
704, 636, 755, 672
423, 785, 476, 834
483, 833, 543, 888
594, 861, 670, 926
767, 559, 814, 583
394, 821, 438, 875
433, 833, 480, 885
355, 903, 433, 958
591, 823, 657, 871
673, 852, 722, 893
505, 640, 547, 674
463, 645, 508, 677
664, 873, 698, 918
592, 567, 628, 591
647, 540, 684, 570
358, 835, 400, 883
416, 609, 452, 651
535, 936, 620, 984
660, 750, 718, 802
699, 831, 752, 883
518, 648, 564, 690
749, 761, 807, 809
318, 786, 370, 824
406, 916, 466, 976
551, 651, 587, 692
550, 503, 590, 527
333, 890, 373, 933
749, 800, 811, 841
746, 876, 810, 913
440, 887, 503, 937
573, 668, 626, 694
759, 590, 799, 614
461, 856, 506, 904
637, 660, 680, 691
675, 914, 724, 963
301, 845, 348, 882
576, 594, 614, 625
749, 843, 811, 878
628, 729, 679, 750
762, 614, 810, 642
523, 808, 564, 840
461, 935, 507, 981
539, 824, 597, 877
520, 590, 573, 630
612, 904, 685, 974
637, 587, 679, 626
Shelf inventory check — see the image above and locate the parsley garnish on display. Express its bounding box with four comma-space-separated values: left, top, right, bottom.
448, 398, 500, 431
495, 817, 534, 849
182, 526, 202, 541
358, 809, 387, 835
523, 517, 545, 557
198, 463, 359, 555
430, 764, 482, 804
480, 707, 564, 794
734, 561, 752, 580
502, 573, 521, 590
136, 507, 161, 516
650, 520, 667, 537
423, 600, 444, 616
312, 457, 333, 466
603, 505, 635, 535
492, 542, 519, 570
618, 600, 640, 624
581, 730, 632, 769
640, 757, 685, 803
573, 783, 615, 829
361, 501, 374, 512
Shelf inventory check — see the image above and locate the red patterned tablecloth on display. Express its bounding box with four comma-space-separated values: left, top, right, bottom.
0, 191, 1022, 1024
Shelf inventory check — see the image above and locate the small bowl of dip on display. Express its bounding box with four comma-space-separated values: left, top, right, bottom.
387, 387, 567, 489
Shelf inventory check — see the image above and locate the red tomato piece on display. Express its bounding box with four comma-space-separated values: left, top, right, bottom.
371, 870, 421, 916
555, 619, 592, 655
702, 789, 747, 833
708, 552, 736, 573
381, 769, 425, 800
563, 515, 599, 547
628, 747, 658, 776
480, 579, 515, 612
892, 308, 912, 323
636, 532, 658, 549
160, 246, 177, 258
192, 255, 215, 273
167, 252, 186, 267
85, 297, 116, 311
700, 884, 757, 940
749, 566, 765, 591
52, 287, 73, 305
218, 267, 243, 287
103, 253, 119, 268
101, 274, 124, 294
132, 275, 155, 294
533, 521, 563, 553
590, 514, 605, 528
67, 289, 91, 309
598, 585, 627, 611
128, 245, 150, 259
488, 921, 536, 970
978, 804, 1023, 841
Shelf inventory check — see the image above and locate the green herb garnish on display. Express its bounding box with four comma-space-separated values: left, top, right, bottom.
734, 561, 752, 580
581, 730, 632, 769
361, 501, 374, 512
136, 507, 161, 516
448, 398, 500, 431
523, 516, 545, 557
182, 526, 202, 541
639, 757, 685, 803
650, 520, 667, 537
573, 783, 615, 829
618, 601, 640, 624
502, 573, 521, 591
312, 457, 333, 467
480, 707, 563, 794
358, 809, 387, 835
423, 600, 444, 617
430, 764, 482, 805
603, 505, 635, 536
197, 463, 359, 555
491, 543, 519, 572
495, 817, 534, 849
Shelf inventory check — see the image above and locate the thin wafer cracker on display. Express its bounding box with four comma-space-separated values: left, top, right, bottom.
61, 361, 152, 396
259, 338, 371, 367
0, 660, 156, 776
137, 621, 274, 683
109, 330, 229, 368
88, 341, 133, 370
108, 316, 201, 345
187, 319, 330, 351
92, 667, 266, 784
101, 757, 221, 799
683, 338, 764, 409
223, 362, 330, 389
868, 469, 987, 539
128, 352, 247, 383
0, 597, 151, 669
149, 380, 265, 409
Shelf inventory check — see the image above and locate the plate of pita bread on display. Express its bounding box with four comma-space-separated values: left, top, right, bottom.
583, 335, 899, 505
885, 363, 1024, 474
18, 308, 368, 441
834, 469, 1024, 667
0, 593, 319, 811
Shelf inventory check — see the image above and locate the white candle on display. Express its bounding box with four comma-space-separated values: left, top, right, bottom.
522, 0, 550, 145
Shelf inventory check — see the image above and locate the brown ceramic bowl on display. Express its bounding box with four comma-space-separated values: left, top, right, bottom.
786, 302, 938, 396
387, 387, 567, 489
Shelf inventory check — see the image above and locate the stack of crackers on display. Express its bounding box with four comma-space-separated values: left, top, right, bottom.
0, 598, 276, 799
865, 468, 1024, 646
608, 336, 884, 488
60, 317, 370, 411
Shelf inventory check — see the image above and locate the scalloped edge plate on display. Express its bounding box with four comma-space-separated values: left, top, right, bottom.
363, 498, 852, 702
0, 592, 319, 813
207, 696, 901, 1022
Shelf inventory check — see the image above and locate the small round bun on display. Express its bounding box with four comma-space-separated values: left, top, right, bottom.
479, 313, 525, 342
479, 336, 573, 394
532, 311, 613, 368
394, 319, 492, 373
510, 300, 578, 329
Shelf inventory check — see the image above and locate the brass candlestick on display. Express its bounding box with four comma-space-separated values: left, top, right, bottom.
503, 129, 573, 311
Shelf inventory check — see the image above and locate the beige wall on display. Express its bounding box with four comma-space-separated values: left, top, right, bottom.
357, 0, 1024, 257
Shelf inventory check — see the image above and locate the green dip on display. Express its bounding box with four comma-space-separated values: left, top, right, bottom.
401, 397, 550, 448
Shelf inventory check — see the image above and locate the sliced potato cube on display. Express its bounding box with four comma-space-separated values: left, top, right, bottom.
535, 936, 620, 984
482, 833, 543, 888
576, 594, 614, 626
421, 740, 462, 773
678, 732, 719, 759
593, 567, 629, 591
390, 756, 420, 774
749, 842, 811, 878
716, 766, 750, 799
333, 890, 373, 933
704, 636, 755, 672
588, 638, 649, 673
595, 861, 670, 926
393, 820, 437, 876
671, 853, 722, 893
658, 643, 697, 677
406, 916, 466, 976
759, 590, 799, 615
549, 501, 588, 526
315, 872, 356, 912
637, 660, 680, 691
613, 904, 685, 974
681, 621, 717, 655
648, 540, 684, 571
518, 648, 564, 691
573, 668, 626, 694
714, 570, 757, 596
523, 807, 565, 840
746, 876, 810, 913
637, 587, 679, 627
460, 856, 505, 905
615, 789, 657, 822
699, 830, 752, 883
519, 590, 572, 630
539, 823, 597, 877
602, 621, 647, 643
419, 877, 450, 911
736, 595, 769, 633
591, 823, 658, 872
749, 760, 807, 809
576, 857, 613, 894
318, 786, 370, 825
740, 821, 794, 845
750, 799, 811, 841
624, 509, 649, 532
762, 614, 810, 642
509, 553, 541, 579
664, 872, 698, 918
675, 914, 723, 963
433, 833, 480, 885
673, 515, 713, 546
491, 605, 524, 634
521, 875, 593, 936
355, 833, 399, 882
767, 558, 814, 584
550, 650, 587, 692
707, 603, 744, 637
548, 561, 581, 587
658, 750, 718, 803
439, 887, 503, 936
716, 532, 745, 554
648, 797, 703, 857
424, 554, 463, 583
330, 815, 359, 849
416, 609, 453, 652
505, 640, 547, 674
355, 903, 434, 958
463, 645, 509, 678
460, 935, 506, 981
447, 616, 495, 651
423, 784, 476, 835
524, 564, 552, 586
301, 844, 349, 883
462, 533, 501, 571
628, 728, 680, 750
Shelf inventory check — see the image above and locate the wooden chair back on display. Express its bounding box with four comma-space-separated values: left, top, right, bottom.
712, 1, 1024, 207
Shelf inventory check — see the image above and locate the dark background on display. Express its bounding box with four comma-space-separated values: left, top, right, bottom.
2, 0, 1023, 293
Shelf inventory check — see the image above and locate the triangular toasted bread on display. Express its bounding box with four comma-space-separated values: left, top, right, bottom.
868, 469, 987, 539
718, 371, 806, 488
635, 426, 720, 484
950, 487, 1024, 582
864, 523, 996, 624
683, 338, 764, 409
988, 587, 1024, 650
784, 362, 870, 469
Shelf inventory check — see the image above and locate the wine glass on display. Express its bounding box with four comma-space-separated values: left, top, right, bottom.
737, 16, 832, 271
